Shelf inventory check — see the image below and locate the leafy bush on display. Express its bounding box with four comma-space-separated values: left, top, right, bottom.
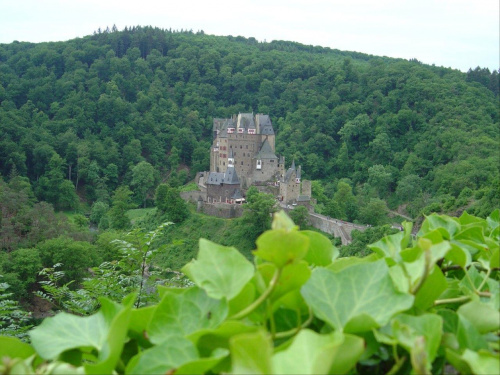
1, 210, 499, 374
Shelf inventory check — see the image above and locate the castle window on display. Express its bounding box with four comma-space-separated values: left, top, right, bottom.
246, 145, 248, 149
240, 145, 242, 149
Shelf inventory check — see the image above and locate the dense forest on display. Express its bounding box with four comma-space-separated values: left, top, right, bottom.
0, 26, 499, 374
0, 26, 498, 223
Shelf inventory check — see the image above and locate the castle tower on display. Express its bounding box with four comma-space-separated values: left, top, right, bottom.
278, 155, 285, 179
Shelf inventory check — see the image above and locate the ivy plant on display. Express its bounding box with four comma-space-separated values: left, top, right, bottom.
1, 210, 498, 374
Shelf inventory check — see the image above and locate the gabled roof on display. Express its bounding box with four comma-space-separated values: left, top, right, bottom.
237, 113, 255, 129
284, 160, 297, 183
255, 138, 277, 160
257, 114, 274, 135
231, 188, 243, 199
223, 165, 240, 185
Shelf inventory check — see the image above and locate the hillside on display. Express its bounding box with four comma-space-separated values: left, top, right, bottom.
0, 26, 498, 220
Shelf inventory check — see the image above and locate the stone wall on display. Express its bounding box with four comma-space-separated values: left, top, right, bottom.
308, 212, 368, 245
180, 190, 205, 203
301, 180, 312, 197
198, 202, 244, 219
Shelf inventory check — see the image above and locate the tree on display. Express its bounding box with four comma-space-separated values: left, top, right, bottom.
131, 161, 155, 208
242, 190, 277, 239
7, 248, 42, 300
36, 237, 100, 284
90, 201, 109, 225
289, 206, 309, 229
396, 174, 422, 202
333, 181, 358, 221
155, 184, 188, 223
108, 186, 134, 230
367, 164, 393, 198
358, 198, 389, 226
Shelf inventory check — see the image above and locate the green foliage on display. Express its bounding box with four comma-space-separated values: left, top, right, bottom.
72, 214, 89, 230
0, 281, 32, 340
242, 190, 277, 240
0, 27, 497, 224
131, 161, 155, 208
340, 225, 399, 257
288, 205, 310, 229
89, 201, 109, 225
3, 210, 498, 374
155, 184, 188, 223
36, 237, 100, 285
108, 186, 135, 230
35, 223, 176, 315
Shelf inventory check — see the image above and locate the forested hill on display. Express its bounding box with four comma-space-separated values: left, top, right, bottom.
0, 26, 498, 219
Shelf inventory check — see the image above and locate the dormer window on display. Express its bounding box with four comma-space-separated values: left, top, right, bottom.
238, 127, 245, 134
228, 127, 235, 133
295, 177, 300, 183
248, 129, 256, 134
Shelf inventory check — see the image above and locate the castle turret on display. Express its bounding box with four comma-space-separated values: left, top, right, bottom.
296, 165, 301, 183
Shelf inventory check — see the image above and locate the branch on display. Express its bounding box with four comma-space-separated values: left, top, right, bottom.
230, 267, 282, 320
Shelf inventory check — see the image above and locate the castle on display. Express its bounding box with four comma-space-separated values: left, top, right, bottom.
204, 113, 311, 205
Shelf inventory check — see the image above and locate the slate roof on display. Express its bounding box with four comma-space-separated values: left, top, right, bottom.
257, 114, 274, 135
224, 165, 240, 185
231, 188, 243, 199
238, 113, 255, 129
207, 172, 225, 184
284, 160, 296, 183
255, 138, 278, 160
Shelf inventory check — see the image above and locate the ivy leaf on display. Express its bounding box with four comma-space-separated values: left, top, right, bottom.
301, 260, 414, 332
272, 210, 298, 231
458, 300, 500, 334
419, 214, 460, 240
327, 253, 380, 273
259, 261, 311, 302
147, 287, 228, 345
368, 231, 406, 263
272, 329, 363, 375
414, 265, 447, 310
30, 294, 134, 374
176, 348, 229, 375
191, 320, 259, 353
125, 335, 198, 374
254, 230, 309, 269
230, 330, 273, 375
391, 313, 443, 365
301, 230, 338, 266
447, 349, 500, 375
0, 336, 35, 359
182, 239, 254, 300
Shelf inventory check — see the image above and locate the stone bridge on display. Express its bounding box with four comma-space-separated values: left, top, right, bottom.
308, 212, 368, 245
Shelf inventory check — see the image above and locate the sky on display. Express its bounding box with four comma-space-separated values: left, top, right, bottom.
1, 0, 498, 72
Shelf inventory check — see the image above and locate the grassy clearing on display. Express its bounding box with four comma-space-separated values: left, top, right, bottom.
127, 208, 156, 224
